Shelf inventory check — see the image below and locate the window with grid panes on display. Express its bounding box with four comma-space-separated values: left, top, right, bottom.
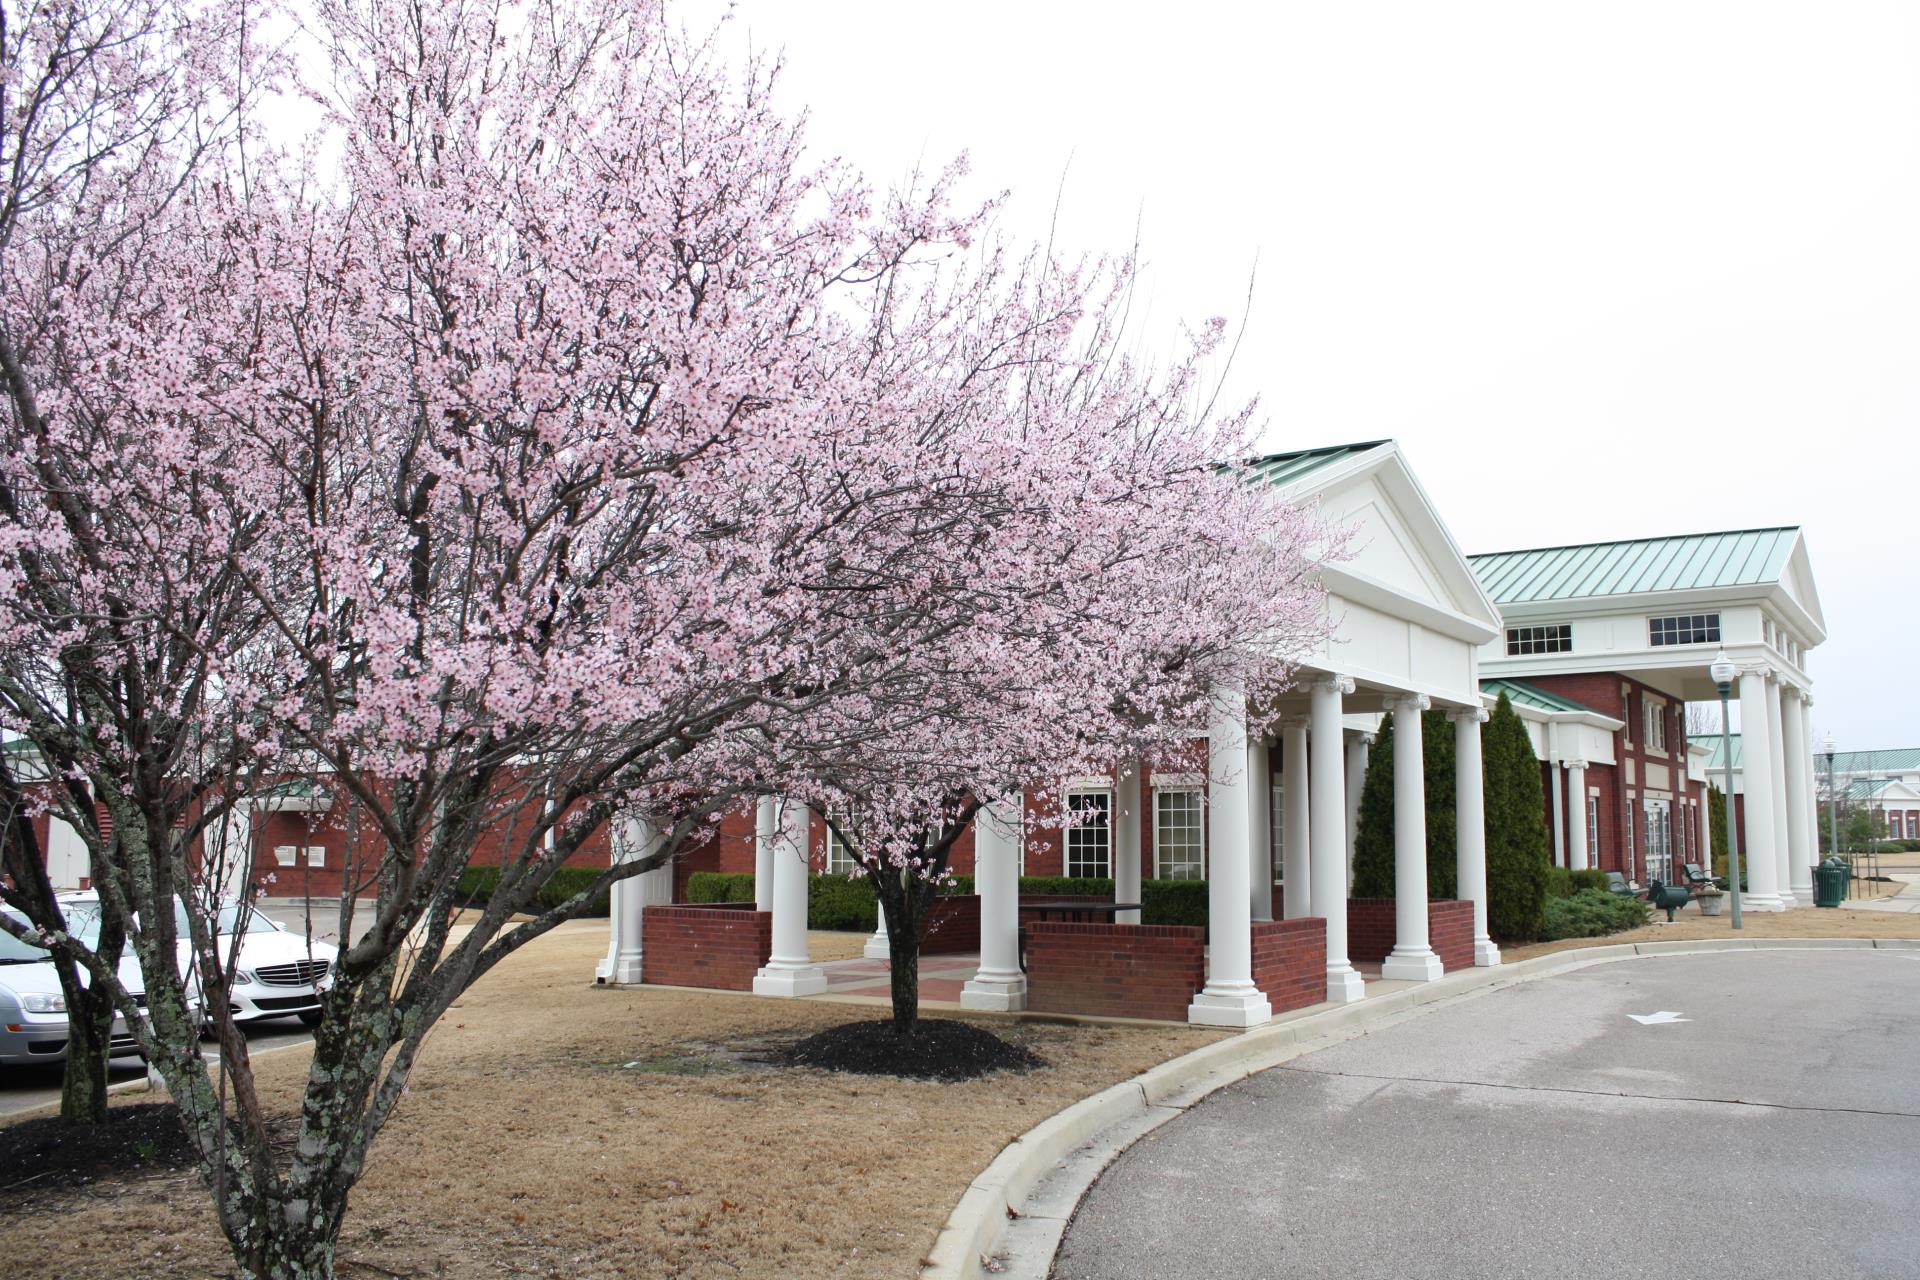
825, 819, 857, 875
1649, 613, 1720, 646
1505, 624, 1572, 655
1153, 788, 1205, 880
1065, 790, 1112, 878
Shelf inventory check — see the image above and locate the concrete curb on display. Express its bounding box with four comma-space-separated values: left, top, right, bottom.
920, 938, 1905, 1280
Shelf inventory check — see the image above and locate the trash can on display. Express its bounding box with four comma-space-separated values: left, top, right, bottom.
1814, 857, 1850, 908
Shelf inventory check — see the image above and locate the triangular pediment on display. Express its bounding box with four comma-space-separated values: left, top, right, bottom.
1279, 442, 1502, 640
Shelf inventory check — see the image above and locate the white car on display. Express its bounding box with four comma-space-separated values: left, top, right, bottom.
60, 893, 337, 1028
0, 905, 194, 1066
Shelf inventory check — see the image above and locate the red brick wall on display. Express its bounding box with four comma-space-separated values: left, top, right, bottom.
1429, 899, 1473, 971
640, 904, 770, 991
1024, 922, 1204, 1022
1251, 918, 1326, 1013
920, 895, 980, 954
1346, 897, 1470, 970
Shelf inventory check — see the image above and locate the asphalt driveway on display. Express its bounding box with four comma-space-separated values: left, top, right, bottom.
1055, 950, 1920, 1280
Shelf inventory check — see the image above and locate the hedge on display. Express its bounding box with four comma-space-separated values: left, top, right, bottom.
1544, 867, 1613, 899
455, 865, 611, 918
1541, 889, 1649, 940
683, 872, 1209, 929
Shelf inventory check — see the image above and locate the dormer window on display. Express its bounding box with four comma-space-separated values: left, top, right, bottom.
1506, 624, 1572, 656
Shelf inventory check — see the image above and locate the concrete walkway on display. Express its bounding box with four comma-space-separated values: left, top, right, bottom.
1847, 873, 1920, 912
1054, 950, 1920, 1280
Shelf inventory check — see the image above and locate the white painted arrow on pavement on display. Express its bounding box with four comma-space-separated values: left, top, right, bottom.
1628, 1010, 1690, 1025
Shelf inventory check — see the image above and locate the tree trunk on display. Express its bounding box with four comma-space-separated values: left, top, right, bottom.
58, 974, 116, 1125
232, 1197, 346, 1280
887, 924, 919, 1034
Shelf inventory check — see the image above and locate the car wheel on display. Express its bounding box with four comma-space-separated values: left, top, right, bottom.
298, 1010, 322, 1027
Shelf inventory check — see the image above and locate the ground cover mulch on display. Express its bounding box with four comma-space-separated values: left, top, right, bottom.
0, 1102, 200, 1196
0, 925, 1223, 1280
783, 1018, 1046, 1081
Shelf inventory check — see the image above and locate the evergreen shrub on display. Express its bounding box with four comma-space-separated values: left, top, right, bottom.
1541, 889, 1648, 940
1350, 709, 1458, 899
1483, 692, 1551, 941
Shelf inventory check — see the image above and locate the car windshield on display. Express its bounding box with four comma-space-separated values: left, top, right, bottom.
61, 901, 104, 947
0, 908, 50, 963
169, 900, 278, 936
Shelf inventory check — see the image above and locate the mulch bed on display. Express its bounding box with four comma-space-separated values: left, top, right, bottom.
0, 1102, 199, 1198
782, 1018, 1045, 1081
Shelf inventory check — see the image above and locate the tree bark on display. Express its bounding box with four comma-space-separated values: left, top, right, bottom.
58, 974, 117, 1124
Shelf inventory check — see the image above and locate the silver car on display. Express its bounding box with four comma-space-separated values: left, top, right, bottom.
0, 906, 153, 1066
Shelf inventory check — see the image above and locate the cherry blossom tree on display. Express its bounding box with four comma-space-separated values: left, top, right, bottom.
1, 0, 1334, 1275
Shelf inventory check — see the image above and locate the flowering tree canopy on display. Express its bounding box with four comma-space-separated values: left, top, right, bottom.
0, 0, 1335, 1274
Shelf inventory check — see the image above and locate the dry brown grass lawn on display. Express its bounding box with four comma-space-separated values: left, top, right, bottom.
0, 925, 1222, 1280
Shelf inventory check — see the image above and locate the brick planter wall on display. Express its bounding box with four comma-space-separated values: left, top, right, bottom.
1428, 899, 1474, 972
1251, 917, 1327, 1013
641, 904, 770, 991
920, 894, 981, 955
1024, 922, 1203, 1022
1347, 898, 1472, 971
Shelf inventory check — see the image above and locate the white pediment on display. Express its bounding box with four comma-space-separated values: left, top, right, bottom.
1287, 443, 1502, 644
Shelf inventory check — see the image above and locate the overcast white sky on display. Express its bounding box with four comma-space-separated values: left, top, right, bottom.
686, 0, 1920, 750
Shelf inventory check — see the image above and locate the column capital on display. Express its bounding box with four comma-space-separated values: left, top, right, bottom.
1278, 714, 1312, 730
1447, 706, 1489, 725
1312, 673, 1356, 696
1386, 693, 1431, 715
1738, 661, 1777, 681
1562, 758, 1590, 772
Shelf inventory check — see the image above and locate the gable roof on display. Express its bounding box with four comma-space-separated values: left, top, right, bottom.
1468, 528, 1801, 605
1691, 732, 1742, 771
1245, 441, 1391, 491
1825, 747, 1920, 775
1481, 678, 1603, 716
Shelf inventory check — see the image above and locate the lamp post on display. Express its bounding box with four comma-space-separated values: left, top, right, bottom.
1711, 652, 1743, 930
1824, 733, 1838, 856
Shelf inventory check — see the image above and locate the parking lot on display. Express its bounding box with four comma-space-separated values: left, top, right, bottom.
0, 899, 334, 1118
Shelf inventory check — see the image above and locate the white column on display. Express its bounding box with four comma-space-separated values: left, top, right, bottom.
753, 798, 827, 996
1344, 732, 1370, 891
1311, 675, 1366, 1003
753, 795, 777, 912
1114, 760, 1143, 925
961, 799, 1027, 1011
863, 896, 891, 960
1381, 694, 1443, 981
1248, 736, 1274, 922
1802, 694, 1822, 862
598, 815, 667, 984
1764, 675, 1796, 907
1698, 780, 1714, 866
1565, 760, 1590, 872
1282, 718, 1312, 920
1737, 668, 1786, 910
1189, 687, 1271, 1028
1782, 687, 1816, 905
1450, 707, 1499, 966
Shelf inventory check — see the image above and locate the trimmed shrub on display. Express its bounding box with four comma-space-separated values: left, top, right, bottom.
455, 864, 610, 917
1544, 866, 1570, 900
1541, 889, 1649, 940
1568, 868, 1611, 895
1351, 709, 1459, 899
686, 872, 756, 904
1483, 692, 1551, 941
809, 874, 878, 931
1140, 879, 1209, 927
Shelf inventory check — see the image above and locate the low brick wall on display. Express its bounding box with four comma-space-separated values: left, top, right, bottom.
1025, 922, 1204, 1023
1347, 897, 1471, 971
920, 894, 981, 955
1429, 898, 1474, 971
641, 904, 770, 991
1251, 917, 1326, 1013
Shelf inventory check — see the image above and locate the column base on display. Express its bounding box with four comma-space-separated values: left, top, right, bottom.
1473, 938, 1502, 967
595, 955, 644, 984
1775, 890, 1800, 910
959, 971, 1028, 1012
1188, 984, 1272, 1028
753, 963, 828, 997
1380, 948, 1445, 982
1790, 877, 1815, 906
863, 932, 891, 960
1326, 963, 1366, 1003
1738, 892, 1789, 913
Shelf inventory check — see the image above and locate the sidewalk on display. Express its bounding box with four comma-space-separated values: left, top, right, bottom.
1849, 873, 1920, 913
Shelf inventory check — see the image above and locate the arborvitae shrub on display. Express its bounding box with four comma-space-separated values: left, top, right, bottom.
1483, 692, 1551, 940
1350, 708, 1458, 899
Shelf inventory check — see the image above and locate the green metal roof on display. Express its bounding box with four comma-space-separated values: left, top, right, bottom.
1245, 441, 1388, 491
1842, 777, 1912, 801
1481, 678, 1605, 717
1469, 527, 1799, 604
1690, 733, 1743, 771
1825, 748, 1920, 775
